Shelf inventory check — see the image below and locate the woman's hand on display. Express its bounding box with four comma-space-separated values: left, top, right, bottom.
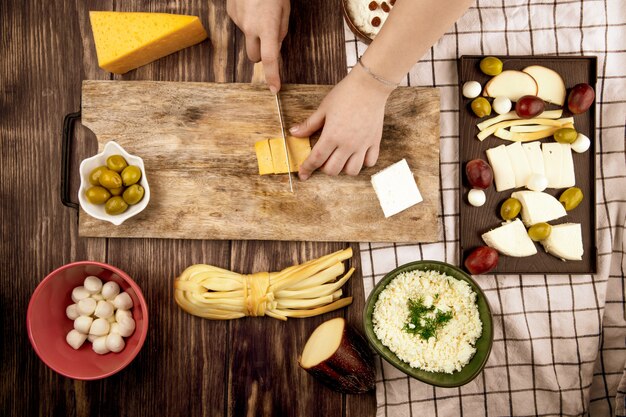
290, 64, 395, 180
227, 0, 290, 92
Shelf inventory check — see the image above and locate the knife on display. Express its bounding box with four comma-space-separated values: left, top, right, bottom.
274, 92, 294, 193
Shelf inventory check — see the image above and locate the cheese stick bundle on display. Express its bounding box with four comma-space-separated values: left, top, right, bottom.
174, 248, 355, 321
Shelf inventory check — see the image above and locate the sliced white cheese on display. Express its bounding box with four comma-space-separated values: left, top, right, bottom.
506, 141, 532, 188
522, 141, 545, 176
371, 159, 423, 218
560, 144, 576, 188
511, 190, 567, 226
481, 218, 537, 257
486, 145, 515, 192
477, 109, 563, 132
541, 223, 584, 261
542, 142, 563, 188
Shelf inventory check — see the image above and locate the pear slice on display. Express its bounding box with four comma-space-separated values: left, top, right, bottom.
523, 65, 566, 106
541, 223, 583, 261
483, 70, 538, 102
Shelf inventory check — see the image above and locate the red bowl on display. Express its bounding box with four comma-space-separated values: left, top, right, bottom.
27, 261, 148, 380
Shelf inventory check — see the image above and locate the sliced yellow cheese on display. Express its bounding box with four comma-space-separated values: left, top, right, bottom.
476, 109, 563, 132
89, 11, 208, 74
255, 137, 311, 175
477, 117, 573, 141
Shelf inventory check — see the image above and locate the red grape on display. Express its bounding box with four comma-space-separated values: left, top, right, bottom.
464, 247, 499, 275
568, 83, 595, 114
465, 159, 493, 190
515, 95, 545, 119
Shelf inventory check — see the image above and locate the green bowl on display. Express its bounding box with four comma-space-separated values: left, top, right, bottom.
363, 260, 493, 387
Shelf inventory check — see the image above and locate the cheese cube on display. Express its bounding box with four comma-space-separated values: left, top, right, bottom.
255, 140, 274, 175
90, 12, 208, 74
268, 137, 311, 174
371, 159, 423, 218
522, 141, 545, 176
541, 223, 583, 261
486, 145, 515, 192
506, 141, 532, 188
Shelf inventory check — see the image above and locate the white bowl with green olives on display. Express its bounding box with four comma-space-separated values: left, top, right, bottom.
78, 141, 150, 226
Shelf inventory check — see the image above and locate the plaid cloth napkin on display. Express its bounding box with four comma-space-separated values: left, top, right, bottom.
345, 1, 626, 415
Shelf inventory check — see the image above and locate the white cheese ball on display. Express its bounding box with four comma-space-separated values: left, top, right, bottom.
66, 329, 88, 350
87, 334, 99, 343
467, 189, 486, 207
105, 333, 125, 353
83, 276, 103, 294
71, 286, 90, 303
117, 316, 136, 338
94, 300, 115, 319
462, 81, 482, 99
113, 292, 133, 310
74, 316, 93, 334
91, 293, 104, 301
66, 304, 80, 320
526, 173, 548, 192
110, 323, 120, 335
492, 96, 512, 115
101, 281, 120, 300
115, 309, 132, 323
92, 336, 110, 355
571, 133, 591, 153
89, 318, 111, 336
77, 297, 97, 316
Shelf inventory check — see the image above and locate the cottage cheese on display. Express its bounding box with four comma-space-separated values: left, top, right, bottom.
346, 0, 394, 39
373, 270, 482, 373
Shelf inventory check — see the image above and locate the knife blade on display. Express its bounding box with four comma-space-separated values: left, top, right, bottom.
274, 92, 294, 193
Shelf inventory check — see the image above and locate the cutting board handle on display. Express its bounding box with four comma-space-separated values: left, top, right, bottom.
61, 111, 81, 210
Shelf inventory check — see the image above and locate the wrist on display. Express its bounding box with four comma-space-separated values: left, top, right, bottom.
349, 61, 396, 99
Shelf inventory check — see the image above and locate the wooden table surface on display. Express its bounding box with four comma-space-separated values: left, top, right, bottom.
0, 0, 376, 416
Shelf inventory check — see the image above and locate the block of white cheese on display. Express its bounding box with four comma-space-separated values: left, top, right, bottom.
486, 145, 515, 192
371, 159, 423, 218
482, 218, 537, 257
506, 141, 532, 188
541, 223, 584, 261
522, 141, 545, 176
542, 142, 575, 188
510, 190, 567, 226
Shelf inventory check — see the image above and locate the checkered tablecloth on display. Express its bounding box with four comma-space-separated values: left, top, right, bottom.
345, 1, 626, 415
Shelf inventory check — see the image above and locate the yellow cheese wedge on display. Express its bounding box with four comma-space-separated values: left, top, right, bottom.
255, 140, 274, 175
89, 11, 208, 74
255, 137, 311, 175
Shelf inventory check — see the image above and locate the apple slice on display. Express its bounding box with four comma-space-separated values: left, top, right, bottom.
523, 65, 566, 106
483, 70, 538, 102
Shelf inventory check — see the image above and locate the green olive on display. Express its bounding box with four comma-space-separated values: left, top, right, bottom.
85, 186, 111, 205
88, 166, 108, 186
559, 187, 583, 211
109, 186, 124, 196
98, 169, 122, 190
105, 196, 128, 215
528, 222, 552, 241
554, 128, 578, 144
106, 155, 128, 173
480, 56, 503, 76
123, 184, 144, 205
500, 198, 522, 221
471, 97, 492, 118
121, 165, 142, 187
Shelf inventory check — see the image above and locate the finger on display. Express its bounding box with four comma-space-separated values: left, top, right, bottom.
259, 31, 282, 93
321, 148, 352, 177
245, 36, 261, 62
364, 145, 380, 168
289, 108, 325, 138
299, 138, 336, 181
279, 4, 290, 40
343, 151, 366, 176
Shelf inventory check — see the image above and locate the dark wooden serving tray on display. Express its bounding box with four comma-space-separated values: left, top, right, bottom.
458, 55, 597, 274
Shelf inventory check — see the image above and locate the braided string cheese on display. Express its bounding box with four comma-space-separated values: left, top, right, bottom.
174, 248, 355, 321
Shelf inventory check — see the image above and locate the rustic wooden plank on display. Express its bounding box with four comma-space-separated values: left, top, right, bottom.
78, 81, 440, 242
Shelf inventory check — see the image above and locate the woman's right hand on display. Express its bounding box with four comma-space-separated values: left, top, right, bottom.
227, 0, 290, 93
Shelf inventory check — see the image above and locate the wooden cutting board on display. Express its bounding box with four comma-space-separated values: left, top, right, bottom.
79, 80, 440, 242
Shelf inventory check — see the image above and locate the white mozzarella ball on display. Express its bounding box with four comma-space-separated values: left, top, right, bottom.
571, 133, 591, 153
105, 333, 126, 353
117, 316, 136, 338
71, 286, 90, 303
66, 304, 80, 320
83, 276, 103, 294
89, 318, 111, 336
101, 281, 120, 300
91, 293, 104, 301
467, 189, 486, 207
77, 298, 97, 316
74, 316, 93, 334
492, 96, 512, 115
87, 334, 98, 343
110, 323, 120, 335
92, 336, 110, 355
115, 309, 132, 323
526, 173, 548, 192
462, 81, 482, 99
66, 329, 88, 350
94, 300, 115, 319
113, 292, 133, 310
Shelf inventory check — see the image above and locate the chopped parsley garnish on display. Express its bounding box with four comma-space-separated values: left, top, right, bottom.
403, 297, 453, 340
